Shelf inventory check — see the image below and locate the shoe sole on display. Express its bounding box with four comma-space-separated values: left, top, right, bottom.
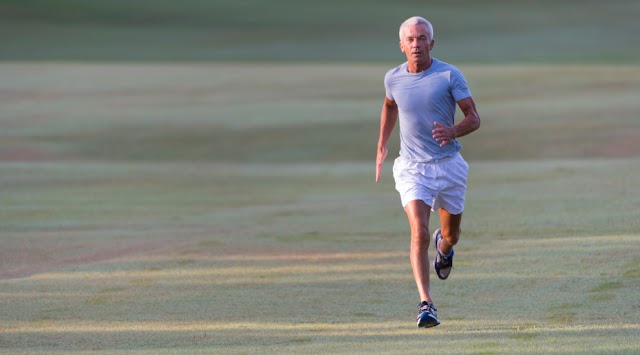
417, 315, 441, 328
434, 259, 452, 280
418, 321, 440, 328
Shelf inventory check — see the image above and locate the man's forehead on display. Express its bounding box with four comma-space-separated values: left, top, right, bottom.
402, 24, 430, 38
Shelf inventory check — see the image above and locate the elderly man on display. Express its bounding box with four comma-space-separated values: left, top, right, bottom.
375, 16, 481, 328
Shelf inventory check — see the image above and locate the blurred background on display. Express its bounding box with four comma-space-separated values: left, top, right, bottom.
2, 0, 639, 62
2, 0, 639, 165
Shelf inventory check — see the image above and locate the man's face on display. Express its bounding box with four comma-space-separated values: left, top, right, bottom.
400, 24, 434, 63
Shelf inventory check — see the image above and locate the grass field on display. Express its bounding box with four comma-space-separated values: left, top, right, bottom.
1, 63, 639, 353
1, 159, 639, 353
2, 0, 640, 353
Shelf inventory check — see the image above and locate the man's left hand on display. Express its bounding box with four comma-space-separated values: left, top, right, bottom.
432, 122, 456, 147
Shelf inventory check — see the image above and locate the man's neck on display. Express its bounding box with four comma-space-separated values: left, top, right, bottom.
407, 57, 433, 73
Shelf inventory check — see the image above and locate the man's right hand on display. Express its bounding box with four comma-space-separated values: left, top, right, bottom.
375, 146, 388, 182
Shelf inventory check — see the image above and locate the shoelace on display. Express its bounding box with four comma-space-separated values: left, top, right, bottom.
437, 253, 452, 267
419, 303, 437, 313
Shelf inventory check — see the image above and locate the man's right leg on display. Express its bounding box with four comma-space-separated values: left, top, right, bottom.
404, 200, 440, 327
404, 200, 432, 302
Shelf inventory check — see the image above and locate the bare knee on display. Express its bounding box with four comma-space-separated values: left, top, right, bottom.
441, 226, 460, 246
404, 200, 433, 252
411, 225, 431, 251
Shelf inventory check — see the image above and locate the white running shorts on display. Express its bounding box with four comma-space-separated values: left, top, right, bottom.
392, 152, 469, 214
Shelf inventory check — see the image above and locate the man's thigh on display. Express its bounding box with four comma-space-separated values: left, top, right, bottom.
404, 199, 432, 239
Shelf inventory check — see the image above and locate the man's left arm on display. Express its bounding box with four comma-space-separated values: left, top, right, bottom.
432, 97, 480, 147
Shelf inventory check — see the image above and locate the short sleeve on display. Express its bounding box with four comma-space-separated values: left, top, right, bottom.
384, 71, 394, 101
450, 68, 472, 101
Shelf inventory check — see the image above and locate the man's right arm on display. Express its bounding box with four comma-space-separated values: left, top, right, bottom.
376, 97, 398, 182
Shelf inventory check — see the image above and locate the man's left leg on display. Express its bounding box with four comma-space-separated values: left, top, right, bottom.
438, 208, 461, 255
433, 208, 461, 280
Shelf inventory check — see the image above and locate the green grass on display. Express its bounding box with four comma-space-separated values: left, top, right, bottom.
1, 160, 639, 353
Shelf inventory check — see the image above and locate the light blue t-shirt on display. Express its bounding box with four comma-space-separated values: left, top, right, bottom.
384, 59, 472, 162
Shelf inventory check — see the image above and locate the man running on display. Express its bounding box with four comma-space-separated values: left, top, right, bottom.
375, 16, 481, 328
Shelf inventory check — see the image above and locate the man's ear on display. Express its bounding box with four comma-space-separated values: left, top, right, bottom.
430, 39, 435, 50
399, 41, 405, 53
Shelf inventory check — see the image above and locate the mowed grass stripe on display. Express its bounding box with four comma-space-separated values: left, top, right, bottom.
3, 320, 639, 334
2, 234, 634, 284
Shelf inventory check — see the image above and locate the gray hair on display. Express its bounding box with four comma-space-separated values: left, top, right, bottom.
399, 16, 434, 41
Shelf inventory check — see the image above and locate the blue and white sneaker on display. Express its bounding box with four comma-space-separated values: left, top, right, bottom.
417, 301, 440, 328
433, 228, 454, 280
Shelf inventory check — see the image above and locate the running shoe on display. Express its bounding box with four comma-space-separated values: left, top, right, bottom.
417, 301, 440, 328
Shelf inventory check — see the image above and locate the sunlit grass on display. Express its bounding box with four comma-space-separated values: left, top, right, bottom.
4, 320, 639, 334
